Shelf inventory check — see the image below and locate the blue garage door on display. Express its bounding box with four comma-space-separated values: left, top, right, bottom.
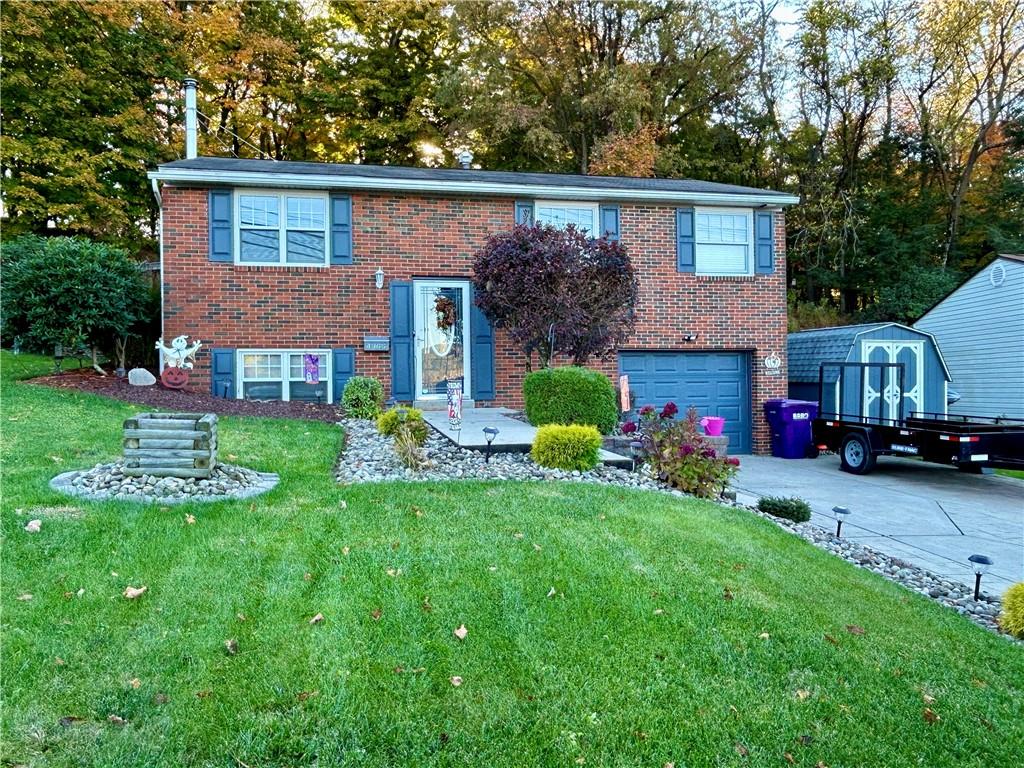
619, 352, 752, 454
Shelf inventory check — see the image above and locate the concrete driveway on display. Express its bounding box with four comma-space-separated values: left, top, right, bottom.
733, 455, 1024, 594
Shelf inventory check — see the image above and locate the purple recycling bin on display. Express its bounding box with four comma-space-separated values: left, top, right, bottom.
764, 399, 818, 459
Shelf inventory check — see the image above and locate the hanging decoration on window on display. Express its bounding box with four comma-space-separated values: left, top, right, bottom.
155, 335, 202, 389
304, 354, 321, 384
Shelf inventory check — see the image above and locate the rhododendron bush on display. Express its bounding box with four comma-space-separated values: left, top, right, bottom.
638, 404, 739, 498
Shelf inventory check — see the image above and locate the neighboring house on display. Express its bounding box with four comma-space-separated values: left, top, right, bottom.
147, 87, 798, 454
787, 323, 951, 421
915, 254, 1024, 419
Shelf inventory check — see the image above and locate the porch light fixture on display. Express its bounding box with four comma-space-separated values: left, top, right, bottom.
374, 267, 385, 290
630, 440, 645, 472
833, 505, 851, 537
968, 554, 993, 600
483, 426, 499, 463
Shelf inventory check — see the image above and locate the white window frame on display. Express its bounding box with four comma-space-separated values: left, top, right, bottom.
694, 206, 754, 276
533, 200, 600, 234
234, 189, 330, 267
237, 349, 332, 403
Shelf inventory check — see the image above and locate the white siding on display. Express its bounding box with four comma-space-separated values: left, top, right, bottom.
915, 258, 1024, 419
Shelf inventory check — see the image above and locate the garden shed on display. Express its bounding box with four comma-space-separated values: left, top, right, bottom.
788, 323, 951, 421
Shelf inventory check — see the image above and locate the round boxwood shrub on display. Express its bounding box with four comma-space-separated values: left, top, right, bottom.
531, 424, 602, 471
757, 496, 812, 523
523, 366, 617, 434
377, 406, 429, 446
999, 582, 1024, 639
342, 376, 384, 419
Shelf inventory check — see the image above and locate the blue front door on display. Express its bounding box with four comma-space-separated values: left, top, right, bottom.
619, 351, 753, 454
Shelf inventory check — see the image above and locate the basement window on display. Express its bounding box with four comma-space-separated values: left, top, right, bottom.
238, 350, 331, 403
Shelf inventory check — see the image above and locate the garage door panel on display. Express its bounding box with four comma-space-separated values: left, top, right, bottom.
620, 352, 752, 454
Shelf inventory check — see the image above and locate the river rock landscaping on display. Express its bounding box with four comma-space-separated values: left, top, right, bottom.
50, 460, 279, 503
338, 416, 1011, 637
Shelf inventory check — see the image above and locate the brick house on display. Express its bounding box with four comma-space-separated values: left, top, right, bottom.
149, 145, 797, 455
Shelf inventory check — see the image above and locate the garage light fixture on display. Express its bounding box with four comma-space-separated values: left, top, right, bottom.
968, 554, 993, 601
833, 505, 851, 537
682, 333, 699, 342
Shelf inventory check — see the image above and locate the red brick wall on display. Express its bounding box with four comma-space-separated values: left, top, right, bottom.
161, 186, 788, 452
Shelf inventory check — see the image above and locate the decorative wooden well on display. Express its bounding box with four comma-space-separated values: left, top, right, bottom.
122, 413, 217, 478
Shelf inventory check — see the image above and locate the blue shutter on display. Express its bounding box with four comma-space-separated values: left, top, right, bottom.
515, 200, 534, 225
598, 204, 620, 241
470, 291, 496, 401
390, 281, 414, 401
755, 210, 775, 274
676, 207, 695, 272
332, 348, 355, 402
330, 194, 353, 265
208, 190, 233, 262
210, 348, 236, 398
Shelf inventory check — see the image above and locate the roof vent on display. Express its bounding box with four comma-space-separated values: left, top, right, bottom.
990, 262, 1006, 287
457, 148, 474, 170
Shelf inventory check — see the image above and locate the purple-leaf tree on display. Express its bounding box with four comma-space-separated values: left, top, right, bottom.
472, 223, 638, 369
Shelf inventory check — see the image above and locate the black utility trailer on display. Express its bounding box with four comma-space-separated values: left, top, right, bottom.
812, 362, 1024, 475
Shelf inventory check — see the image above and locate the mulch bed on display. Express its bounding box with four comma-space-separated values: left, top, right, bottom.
29, 370, 342, 423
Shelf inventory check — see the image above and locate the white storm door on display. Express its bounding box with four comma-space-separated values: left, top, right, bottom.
412, 280, 472, 400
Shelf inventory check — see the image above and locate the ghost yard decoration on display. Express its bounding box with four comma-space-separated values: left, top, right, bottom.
155, 335, 202, 390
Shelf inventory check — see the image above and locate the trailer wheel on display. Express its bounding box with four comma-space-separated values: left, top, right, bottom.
957, 463, 984, 474
840, 433, 875, 475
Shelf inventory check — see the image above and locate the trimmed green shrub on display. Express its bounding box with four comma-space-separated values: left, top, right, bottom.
531, 424, 602, 471
999, 582, 1024, 639
523, 366, 618, 434
377, 406, 429, 446
342, 376, 384, 419
757, 496, 812, 523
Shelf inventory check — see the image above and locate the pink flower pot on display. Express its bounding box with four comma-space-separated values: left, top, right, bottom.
701, 416, 725, 436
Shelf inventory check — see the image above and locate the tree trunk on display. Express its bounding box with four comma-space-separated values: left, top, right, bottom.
91, 347, 107, 376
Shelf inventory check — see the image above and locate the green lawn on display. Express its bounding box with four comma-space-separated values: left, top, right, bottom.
2, 351, 1022, 767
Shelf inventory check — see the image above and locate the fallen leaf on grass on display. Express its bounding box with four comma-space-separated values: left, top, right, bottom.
227, 454, 238, 461
533, 543, 541, 552
547, 587, 557, 598
59, 716, 85, 727
391, 540, 400, 550
309, 613, 324, 625
16, 593, 32, 601
153, 693, 169, 705
653, 608, 665, 615
386, 567, 402, 577
815, 762, 830, 768
371, 609, 382, 621
599, 514, 606, 521
24, 519, 41, 533
575, 757, 585, 765
54, 657, 65, 666
338, 499, 347, 509
107, 714, 126, 726
303, 572, 312, 581
454, 624, 468, 640
922, 693, 935, 705
76, 588, 85, 597
758, 632, 770, 640
123, 585, 147, 600
784, 754, 795, 765
824, 633, 839, 646
129, 678, 141, 689
450, 676, 463, 687
296, 690, 319, 701
412, 506, 423, 517
795, 689, 811, 701
185, 514, 196, 525
341, 546, 350, 556
723, 588, 734, 601
224, 638, 239, 655
421, 597, 433, 612
488, 565, 497, 572
923, 707, 940, 724
195, 690, 212, 699
237, 613, 247, 622
798, 735, 814, 746
394, 666, 405, 674
50, 455, 63, 464
513, 532, 524, 540
845, 624, 866, 636
734, 742, 749, 757
663, 763, 675, 768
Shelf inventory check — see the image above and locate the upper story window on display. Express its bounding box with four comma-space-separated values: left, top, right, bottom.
534, 201, 600, 234
695, 208, 753, 276
236, 191, 328, 266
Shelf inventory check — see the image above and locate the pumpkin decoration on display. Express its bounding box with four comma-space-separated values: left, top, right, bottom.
161, 365, 190, 389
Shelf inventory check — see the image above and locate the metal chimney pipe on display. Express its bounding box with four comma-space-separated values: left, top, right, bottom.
183, 78, 198, 159
457, 148, 474, 169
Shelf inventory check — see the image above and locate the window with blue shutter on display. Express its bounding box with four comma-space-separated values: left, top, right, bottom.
210, 348, 236, 398
470, 292, 495, 401
755, 210, 775, 274
209, 190, 233, 262
598, 204, 620, 241
515, 200, 534, 225
330, 194, 353, 265
390, 282, 415, 401
676, 207, 695, 272
332, 348, 355, 401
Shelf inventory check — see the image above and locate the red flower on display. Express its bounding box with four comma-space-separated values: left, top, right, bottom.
727, 456, 741, 466
660, 401, 679, 419
621, 420, 638, 434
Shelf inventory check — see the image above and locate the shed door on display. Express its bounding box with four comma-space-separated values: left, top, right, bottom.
619, 352, 752, 454
861, 341, 924, 421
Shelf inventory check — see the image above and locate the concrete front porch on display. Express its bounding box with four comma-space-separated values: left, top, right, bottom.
421, 407, 631, 467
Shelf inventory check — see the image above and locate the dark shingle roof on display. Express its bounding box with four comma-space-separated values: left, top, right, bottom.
158, 157, 795, 199
787, 323, 890, 383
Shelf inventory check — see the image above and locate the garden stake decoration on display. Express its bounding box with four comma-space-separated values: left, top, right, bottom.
833, 505, 851, 536
968, 554, 993, 600
483, 427, 499, 462
155, 335, 202, 389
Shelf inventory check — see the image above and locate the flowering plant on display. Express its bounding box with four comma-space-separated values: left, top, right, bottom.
620, 420, 638, 434
638, 405, 739, 498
